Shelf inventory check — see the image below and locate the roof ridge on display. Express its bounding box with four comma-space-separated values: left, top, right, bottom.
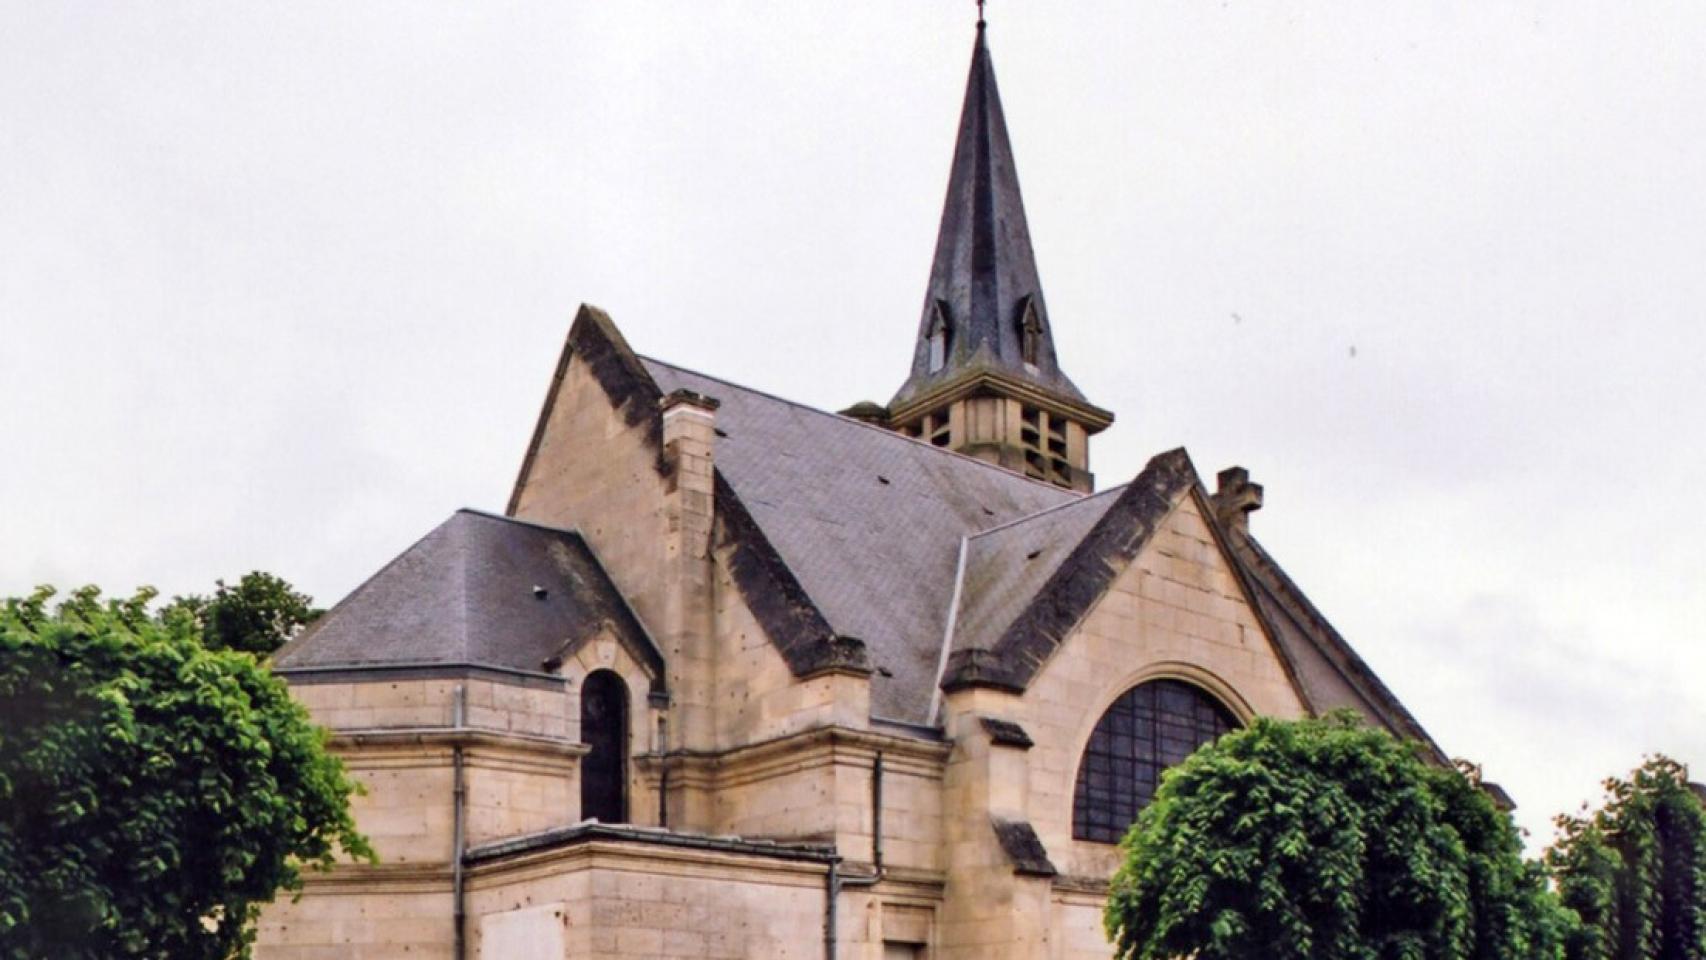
453, 506, 474, 662
967, 482, 1129, 541
275, 513, 462, 667
460, 506, 582, 538
638, 355, 1087, 498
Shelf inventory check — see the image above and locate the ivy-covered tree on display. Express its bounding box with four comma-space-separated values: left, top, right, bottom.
0, 586, 372, 960
1104, 712, 1571, 960
162, 571, 320, 656
1548, 756, 1706, 960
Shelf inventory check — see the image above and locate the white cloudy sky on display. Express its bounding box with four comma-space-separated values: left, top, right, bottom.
3, 2, 1702, 845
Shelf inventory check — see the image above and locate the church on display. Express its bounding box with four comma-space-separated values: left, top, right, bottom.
258, 19, 1447, 960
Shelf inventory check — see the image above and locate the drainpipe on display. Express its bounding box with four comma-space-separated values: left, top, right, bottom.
452, 684, 468, 960
826, 752, 886, 960
657, 715, 670, 829
823, 859, 840, 960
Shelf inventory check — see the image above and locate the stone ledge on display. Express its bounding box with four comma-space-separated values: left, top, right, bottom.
991, 817, 1058, 878
1051, 872, 1111, 896
278, 661, 567, 690
330, 726, 589, 759
464, 822, 837, 870
978, 716, 1034, 749
634, 723, 953, 791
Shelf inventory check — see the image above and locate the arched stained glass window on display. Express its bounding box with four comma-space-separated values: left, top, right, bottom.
580, 670, 629, 824
1072, 679, 1237, 843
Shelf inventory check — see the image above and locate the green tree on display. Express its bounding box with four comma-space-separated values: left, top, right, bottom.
0, 586, 372, 960
1104, 712, 1571, 960
162, 571, 320, 656
1548, 756, 1706, 960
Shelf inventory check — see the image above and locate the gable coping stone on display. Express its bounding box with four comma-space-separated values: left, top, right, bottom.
941, 447, 1197, 693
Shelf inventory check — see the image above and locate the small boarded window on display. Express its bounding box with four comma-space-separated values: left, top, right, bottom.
1071, 679, 1236, 843
580, 670, 629, 823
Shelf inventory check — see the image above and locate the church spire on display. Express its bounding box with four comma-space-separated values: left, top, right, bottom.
885, 22, 1111, 491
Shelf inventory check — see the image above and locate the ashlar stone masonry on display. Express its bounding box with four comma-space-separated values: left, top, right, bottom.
257, 20, 1453, 960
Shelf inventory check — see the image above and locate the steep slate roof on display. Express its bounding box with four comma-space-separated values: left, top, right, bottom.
283, 308, 1440, 755
952, 484, 1127, 655
942, 449, 1205, 692
273, 509, 663, 689
464, 306, 1440, 750
939, 446, 1445, 756
644, 357, 1076, 723
890, 23, 1089, 413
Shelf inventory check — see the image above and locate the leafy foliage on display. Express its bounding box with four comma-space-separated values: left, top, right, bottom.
160, 572, 320, 656
0, 586, 372, 959
1548, 756, 1706, 960
1104, 712, 1570, 960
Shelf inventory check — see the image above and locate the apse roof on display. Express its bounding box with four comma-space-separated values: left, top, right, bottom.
272, 509, 660, 684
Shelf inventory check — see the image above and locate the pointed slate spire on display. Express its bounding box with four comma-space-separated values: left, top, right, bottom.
890, 22, 1090, 412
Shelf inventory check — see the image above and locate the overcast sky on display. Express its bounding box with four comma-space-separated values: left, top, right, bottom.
3, 2, 1702, 846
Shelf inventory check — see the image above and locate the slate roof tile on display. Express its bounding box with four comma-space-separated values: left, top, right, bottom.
273, 509, 661, 687
644, 357, 1076, 723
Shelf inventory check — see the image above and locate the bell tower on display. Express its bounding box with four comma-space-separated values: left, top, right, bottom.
885, 21, 1112, 491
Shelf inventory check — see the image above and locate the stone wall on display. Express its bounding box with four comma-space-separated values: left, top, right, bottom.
256, 672, 585, 959
291, 675, 568, 739
255, 872, 453, 959
927, 488, 1313, 959
708, 540, 871, 752
1021, 491, 1306, 882
464, 836, 833, 959
509, 344, 675, 722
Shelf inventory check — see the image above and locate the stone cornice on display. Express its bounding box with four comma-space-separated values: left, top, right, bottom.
889, 367, 1114, 434
329, 726, 589, 761
295, 861, 451, 893
1051, 873, 1112, 897
634, 724, 951, 791
463, 824, 836, 889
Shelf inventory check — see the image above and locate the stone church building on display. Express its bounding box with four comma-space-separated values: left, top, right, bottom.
259, 21, 1445, 960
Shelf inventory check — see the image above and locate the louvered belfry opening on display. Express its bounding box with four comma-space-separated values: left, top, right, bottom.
580, 669, 630, 824
1072, 679, 1237, 843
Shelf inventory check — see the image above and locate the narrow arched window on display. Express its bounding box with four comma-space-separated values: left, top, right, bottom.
580, 670, 629, 823
1072, 679, 1236, 843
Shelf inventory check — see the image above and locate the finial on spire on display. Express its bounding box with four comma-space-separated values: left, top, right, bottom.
977, 0, 986, 28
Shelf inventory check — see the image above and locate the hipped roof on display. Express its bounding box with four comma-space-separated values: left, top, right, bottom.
273, 508, 663, 689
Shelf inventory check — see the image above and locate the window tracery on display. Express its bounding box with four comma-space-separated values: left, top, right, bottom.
1071, 678, 1236, 843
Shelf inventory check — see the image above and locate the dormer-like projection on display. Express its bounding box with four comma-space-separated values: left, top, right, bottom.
887, 23, 1112, 492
